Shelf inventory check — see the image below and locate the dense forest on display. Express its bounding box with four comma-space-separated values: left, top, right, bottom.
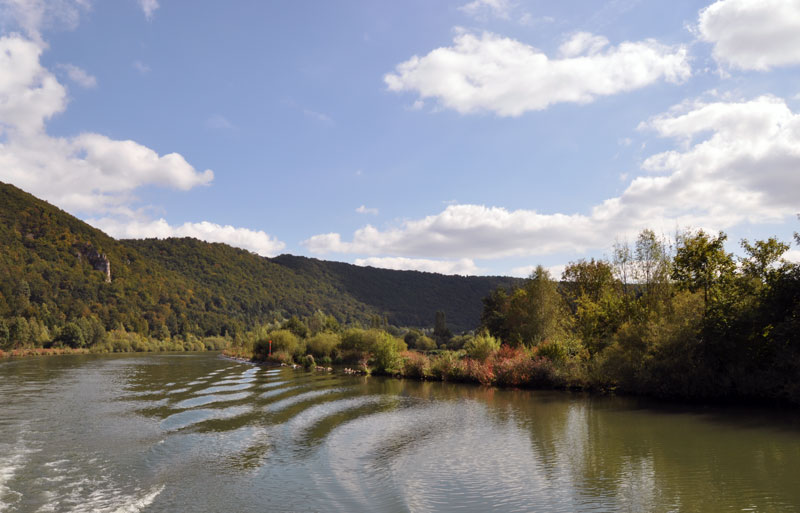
0, 181, 520, 353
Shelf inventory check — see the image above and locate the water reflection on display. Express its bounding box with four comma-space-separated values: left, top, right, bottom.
1, 353, 800, 512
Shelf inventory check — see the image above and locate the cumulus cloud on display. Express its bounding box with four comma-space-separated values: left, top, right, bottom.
305, 95, 800, 259
385, 30, 690, 116
0, 34, 284, 256
57, 63, 96, 88
0, 36, 66, 135
90, 218, 286, 257
698, 0, 800, 71
354, 257, 480, 275
0, 36, 213, 213
138, 0, 158, 20
355, 205, 379, 215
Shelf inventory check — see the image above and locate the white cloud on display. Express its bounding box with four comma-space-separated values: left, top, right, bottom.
0, 36, 66, 136
698, 0, 800, 71
519, 13, 554, 26
385, 30, 690, 116
132, 60, 150, 74
57, 63, 96, 88
305, 95, 800, 260
0, 35, 211, 214
511, 264, 566, 279
91, 218, 285, 257
0, 27, 284, 260
355, 205, 379, 215
459, 0, 512, 20
0, 0, 90, 42
785, 250, 800, 263
138, 0, 158, 20
354, 257, 480, 275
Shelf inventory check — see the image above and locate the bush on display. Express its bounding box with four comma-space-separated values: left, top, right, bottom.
464, 331, 500, 361
307, 332, 340, 358
536, 339, 568, 363
255, 329, 302, 359
430, 351, 464, 381
270, 350, 294, 365
57, 322, 85, 349
415, 335, 438, 351
401, 351, 431, 379
493, 346, 534, 387
371, 333, 407, 374
340, 328, 383, 353
463, 358, 494, 385
447, 334, 472, 351
203, 336, 230, 351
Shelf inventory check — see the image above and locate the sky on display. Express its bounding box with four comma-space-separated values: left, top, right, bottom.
0, 0, 799, 277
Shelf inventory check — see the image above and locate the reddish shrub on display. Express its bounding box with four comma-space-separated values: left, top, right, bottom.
464, 358, 494, 385
401, 351, 431, 379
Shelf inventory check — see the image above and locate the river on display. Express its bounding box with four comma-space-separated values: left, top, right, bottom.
1, 352, 799, 512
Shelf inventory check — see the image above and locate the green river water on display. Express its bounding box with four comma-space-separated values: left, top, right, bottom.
1, 352, 799, 512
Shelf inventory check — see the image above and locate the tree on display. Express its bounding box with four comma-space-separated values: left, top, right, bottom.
8, 316, 30, 349
562, 258, 616, 305
633, 229, 672, 314
0, 319, 9, 350
481, 287, 510, 341
562, 258, 620, 354
283, 315, 309, 339
740, 237, 789, 283
672, 230, 735, 313
433, 310, 452, 344
634, 230, 670, 293
506, 266, 564, 347
58, 322, 85, 348
612, 239, 633, 290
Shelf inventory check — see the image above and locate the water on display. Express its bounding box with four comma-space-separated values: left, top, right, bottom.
1, 353, 800, 512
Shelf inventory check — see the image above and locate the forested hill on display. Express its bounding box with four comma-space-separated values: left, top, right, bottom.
0, 181, 522, 339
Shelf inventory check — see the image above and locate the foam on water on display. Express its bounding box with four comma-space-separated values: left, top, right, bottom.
0, 445, 29, 512
174, 391, 251, 409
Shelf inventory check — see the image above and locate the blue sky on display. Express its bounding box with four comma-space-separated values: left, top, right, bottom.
1, 0, 799, 276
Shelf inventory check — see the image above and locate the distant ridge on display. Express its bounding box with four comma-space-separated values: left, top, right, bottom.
0, 181, 523, 336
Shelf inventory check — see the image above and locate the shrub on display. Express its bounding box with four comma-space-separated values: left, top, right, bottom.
255, 329, 302, 359
463, 358, 494, 385
415, 335, 438, 351
464, 331, 500, 361
447, 334, 472, 351
372, 333, 407, 374
535, 339, 568, 363
430, 351, 464, 381
270, 350, 294, 365
401, 351, 431, 379
306, 332, 340, 358
493, 346, 533, 387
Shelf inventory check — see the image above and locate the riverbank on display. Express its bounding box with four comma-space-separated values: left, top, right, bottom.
0, 347, 90, 358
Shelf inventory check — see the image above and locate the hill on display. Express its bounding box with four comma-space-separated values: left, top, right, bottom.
0, 181, 522, 345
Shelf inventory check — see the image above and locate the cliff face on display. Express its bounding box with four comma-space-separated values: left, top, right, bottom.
74, 243, 111, 283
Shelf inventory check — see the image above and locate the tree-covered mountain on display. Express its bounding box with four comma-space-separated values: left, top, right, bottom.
0, 181, 522, 348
